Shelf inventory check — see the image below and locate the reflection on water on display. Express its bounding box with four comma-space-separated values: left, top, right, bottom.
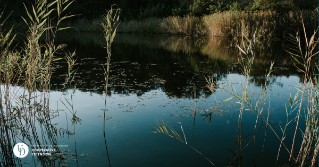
1, 33, 311, 166
52, 33, 305, 96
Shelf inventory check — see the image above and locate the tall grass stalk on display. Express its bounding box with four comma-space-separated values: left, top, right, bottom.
100, 5, 120, 111
100, 5, 121, 167
101, 5, 120, 93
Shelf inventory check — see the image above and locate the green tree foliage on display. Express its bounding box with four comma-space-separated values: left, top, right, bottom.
190, 0, 317, 16
293, 0, 317, 10
190, 0, 242, 16
137, 3, 171, 20
172, 1, 191, 17
245, 0, 290, 11
119, 0, 181, 20
0, 0, 316, 25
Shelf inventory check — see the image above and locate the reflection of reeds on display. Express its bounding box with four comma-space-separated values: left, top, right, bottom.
55, 33, 292, 68
215, 19, 319, 166
216, 33, 295, 165
54, 32, 300, 94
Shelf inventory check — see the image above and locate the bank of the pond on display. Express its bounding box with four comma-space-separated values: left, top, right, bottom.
54, 10, 318, 40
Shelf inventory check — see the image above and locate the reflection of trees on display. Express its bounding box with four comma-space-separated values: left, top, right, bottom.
53, 33, 224, 98
51, 33, 304, 98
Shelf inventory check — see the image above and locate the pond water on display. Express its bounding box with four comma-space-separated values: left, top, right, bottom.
1, 33, 311, 166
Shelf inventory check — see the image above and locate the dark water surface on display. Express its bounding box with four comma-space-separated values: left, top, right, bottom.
4, 33, 309, 166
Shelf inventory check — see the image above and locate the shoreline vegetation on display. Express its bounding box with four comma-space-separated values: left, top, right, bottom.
120, 9, 317, 38
7, 9, 317, 40
2, 0, 318, 40
118, 10, 317, 38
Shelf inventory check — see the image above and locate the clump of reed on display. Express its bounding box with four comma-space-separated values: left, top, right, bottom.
0, 0, 78, 165
203, 10, 318, 40
116, 9, 317, 39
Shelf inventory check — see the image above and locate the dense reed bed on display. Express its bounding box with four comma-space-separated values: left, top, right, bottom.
203, 10, 318, 39
117, 10, 318, 40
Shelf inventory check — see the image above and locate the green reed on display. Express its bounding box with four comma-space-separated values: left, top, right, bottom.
100, 4, 120, 99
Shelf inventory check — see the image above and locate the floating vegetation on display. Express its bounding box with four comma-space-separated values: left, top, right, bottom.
80, 153, 89, 157
60, 163, 68, 166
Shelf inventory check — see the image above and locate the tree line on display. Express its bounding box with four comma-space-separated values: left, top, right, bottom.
1, 0, 317, 23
